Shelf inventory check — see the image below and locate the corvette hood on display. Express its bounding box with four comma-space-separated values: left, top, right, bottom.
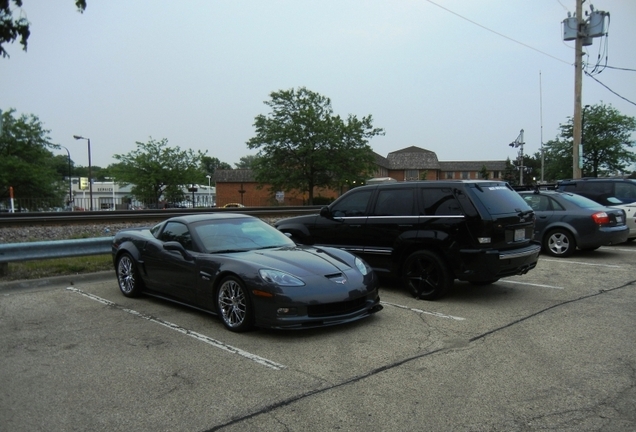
240, 246, 353, 277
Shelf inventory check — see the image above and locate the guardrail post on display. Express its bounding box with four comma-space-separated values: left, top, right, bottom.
0, 262, 7, 276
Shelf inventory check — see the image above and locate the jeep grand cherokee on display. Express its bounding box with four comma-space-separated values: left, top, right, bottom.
275, 180, 541, 300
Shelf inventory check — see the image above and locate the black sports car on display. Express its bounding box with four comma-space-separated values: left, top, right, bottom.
111, 213, 382, 332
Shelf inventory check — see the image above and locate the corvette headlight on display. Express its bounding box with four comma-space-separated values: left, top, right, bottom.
259, 269, 305, 287
354, 257, 370, 276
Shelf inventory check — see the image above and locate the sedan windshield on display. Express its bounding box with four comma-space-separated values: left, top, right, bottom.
193, 218, 294, 253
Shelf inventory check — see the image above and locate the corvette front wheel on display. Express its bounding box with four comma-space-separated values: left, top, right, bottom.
216, 276, 255, 332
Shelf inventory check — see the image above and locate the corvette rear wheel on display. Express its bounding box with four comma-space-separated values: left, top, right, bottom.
403, 250, 452, 300
116, 253, 143, 297
216, 276, 254, 332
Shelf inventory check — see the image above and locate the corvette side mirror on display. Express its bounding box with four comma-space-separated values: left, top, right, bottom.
163, 241, 194, 261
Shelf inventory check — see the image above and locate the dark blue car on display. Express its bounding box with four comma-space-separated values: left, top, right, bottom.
518, 190, 629, 257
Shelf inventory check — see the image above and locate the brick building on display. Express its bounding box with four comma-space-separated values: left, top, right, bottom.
214, 146, 507, 207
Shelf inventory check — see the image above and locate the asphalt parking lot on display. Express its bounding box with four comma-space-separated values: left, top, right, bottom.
1, 244, 635, 432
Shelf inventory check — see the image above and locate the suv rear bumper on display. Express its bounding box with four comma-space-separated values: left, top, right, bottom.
457, 242, 541, 281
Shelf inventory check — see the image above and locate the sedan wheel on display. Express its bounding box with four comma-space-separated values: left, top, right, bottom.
116, 253, 143, 297
216, 276, 254, 332
403, 250, 452, 300
545, 229, 575, 257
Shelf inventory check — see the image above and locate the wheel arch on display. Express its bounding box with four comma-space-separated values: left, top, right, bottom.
542, 223, 579, 246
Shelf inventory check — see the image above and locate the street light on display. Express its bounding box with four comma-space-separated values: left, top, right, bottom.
206, 174, 212, 207
59, 145, 73, 211
73, 135, 93, 211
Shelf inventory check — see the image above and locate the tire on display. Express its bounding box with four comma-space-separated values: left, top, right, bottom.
544, 229, 575, 257
216, 276, 255, 332
403, 250, 453, 300
116, 252, 144, 297
626, 238, 635, 243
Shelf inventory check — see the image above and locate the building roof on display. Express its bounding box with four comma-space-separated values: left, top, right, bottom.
387, 146, 440, 170
438, 160, 508, 171
214, 169, 255, 182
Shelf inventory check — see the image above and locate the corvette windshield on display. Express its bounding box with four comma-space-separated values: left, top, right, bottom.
194, 218, 294, 253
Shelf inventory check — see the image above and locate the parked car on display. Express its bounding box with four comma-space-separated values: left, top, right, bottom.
556, 178, 636, 241
223, 203, 245, 208
518, 190, 629, 257
275, 180, 541, 300
112, 213, 382, 332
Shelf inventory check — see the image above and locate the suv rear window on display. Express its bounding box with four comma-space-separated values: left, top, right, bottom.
468, 184, 531, 215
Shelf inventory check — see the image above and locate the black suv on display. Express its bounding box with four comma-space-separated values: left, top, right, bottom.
275, 180, 541, 300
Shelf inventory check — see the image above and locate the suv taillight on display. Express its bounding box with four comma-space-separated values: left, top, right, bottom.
591, 212, 609, 225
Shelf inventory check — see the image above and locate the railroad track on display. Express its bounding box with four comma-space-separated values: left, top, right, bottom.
0, 206, 321, 227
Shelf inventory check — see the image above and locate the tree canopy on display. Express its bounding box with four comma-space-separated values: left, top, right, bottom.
247, 87, 384, 204
0, 109, 68, 207
542, 103, 636, 180
1, 1, 86, 58
109, 138, 207, 208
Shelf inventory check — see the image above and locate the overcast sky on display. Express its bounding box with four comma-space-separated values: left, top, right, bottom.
2, 0, 635, 172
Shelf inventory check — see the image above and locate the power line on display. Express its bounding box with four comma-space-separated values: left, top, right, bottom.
603, 65, 636, 72
423, 0, 571, 65
584, 71, 636, 106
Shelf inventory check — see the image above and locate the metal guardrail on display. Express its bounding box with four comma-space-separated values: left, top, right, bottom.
0, 237, 112, 264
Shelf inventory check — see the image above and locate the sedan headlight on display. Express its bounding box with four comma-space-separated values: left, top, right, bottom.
354, 257, 370, 276
259, 269, 305, 287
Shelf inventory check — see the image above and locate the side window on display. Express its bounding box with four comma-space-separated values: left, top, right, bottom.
523, 195, 541, 211
422, 188, 463, 216
547, 196, 565, 211
159, 222, 193, 250
331, 190, 373, 217
372, 189, 414, 216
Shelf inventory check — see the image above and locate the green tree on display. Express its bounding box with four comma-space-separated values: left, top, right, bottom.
1, 1, 86, 58
0, 109, 68, 207
479, 165, 490, 179
109, 137, 206, 208
200, 156, 231, 183
544, 103, 636, 180
247, 87, 384, 204
73, 165, 106, 181
235, 155, 258, 169
502, 158, 517, 185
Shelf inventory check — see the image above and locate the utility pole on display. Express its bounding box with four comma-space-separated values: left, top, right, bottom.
563, 1, 609, 179
572, 0, 583, 179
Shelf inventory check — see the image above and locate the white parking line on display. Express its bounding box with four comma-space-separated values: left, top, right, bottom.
503, 280, 564, 289
66, 287, 286, 370
381, 301, 465, 321
540, 258, 622, 268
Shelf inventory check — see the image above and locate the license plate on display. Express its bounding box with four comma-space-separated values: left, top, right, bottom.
514, 228, 525, 241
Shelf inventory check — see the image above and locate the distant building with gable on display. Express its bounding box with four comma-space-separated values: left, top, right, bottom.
214, 146, 508, 206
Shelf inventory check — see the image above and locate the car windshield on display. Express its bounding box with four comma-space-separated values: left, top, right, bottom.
193, 218, 294, 253
559, 192, 606, 209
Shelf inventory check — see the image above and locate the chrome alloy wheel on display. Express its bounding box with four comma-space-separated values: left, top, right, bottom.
117, 254, 136, 295
217, 278, 248, 329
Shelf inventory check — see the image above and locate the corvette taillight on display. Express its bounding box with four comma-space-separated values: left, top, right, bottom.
591, 212, 610, 225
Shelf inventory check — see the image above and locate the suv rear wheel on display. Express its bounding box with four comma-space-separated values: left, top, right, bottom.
403, 250, 452, 300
